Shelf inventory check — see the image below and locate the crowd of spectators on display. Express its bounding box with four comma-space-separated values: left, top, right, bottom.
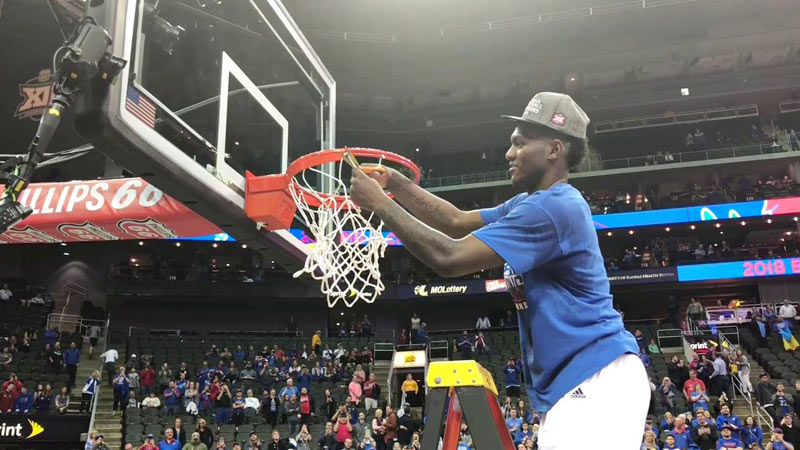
103, 331, 457, 450
0, 287, 81, 416
585, 174, 799, 216
605, 235, 800, 271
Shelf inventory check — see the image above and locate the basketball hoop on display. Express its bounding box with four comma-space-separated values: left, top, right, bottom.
245, 148, 420, 307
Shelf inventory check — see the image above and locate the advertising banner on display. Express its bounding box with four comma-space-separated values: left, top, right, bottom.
677, 257, 800, 282
606, 267, 678, 285
0, 414, 89, 443
396, 280, 486, 299
0, 178, 222, 244
592, 197, 800, 230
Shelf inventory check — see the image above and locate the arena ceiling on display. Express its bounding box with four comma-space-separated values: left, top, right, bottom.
284, 0, 800, 126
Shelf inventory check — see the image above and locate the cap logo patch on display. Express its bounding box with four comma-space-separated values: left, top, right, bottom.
526, 99, 543, 114
551, 113, 567, 126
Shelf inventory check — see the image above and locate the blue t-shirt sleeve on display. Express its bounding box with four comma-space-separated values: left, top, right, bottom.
479, 193, 524, 225
474, 197, 562, 274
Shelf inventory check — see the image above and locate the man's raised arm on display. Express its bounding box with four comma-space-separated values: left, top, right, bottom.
375, 168, 484, 238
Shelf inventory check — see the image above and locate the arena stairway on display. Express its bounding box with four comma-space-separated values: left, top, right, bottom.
68, 339, 105, 413
91, 347, 126, 449
734, 347, 772, 443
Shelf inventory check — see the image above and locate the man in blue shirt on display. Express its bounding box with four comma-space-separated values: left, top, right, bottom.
716, 404, 742, 441
503, 358, 522, 399
279, 378, 299, 400
769, 428, 795, 450
715, 424, 744, 449
351, 92, 647, 449
163, 381, 181, 416
505, 408, 523, 445
64, 341, 81, 389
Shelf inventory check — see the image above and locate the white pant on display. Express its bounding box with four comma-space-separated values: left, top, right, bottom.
538, 353, 649, 450
364, 397, 378, 411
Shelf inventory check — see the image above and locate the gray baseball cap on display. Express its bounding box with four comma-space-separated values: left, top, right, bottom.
502, 92, 590, 140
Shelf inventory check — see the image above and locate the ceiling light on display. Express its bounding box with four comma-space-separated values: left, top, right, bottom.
176, 242, 181, 247
130, 258, 137, 263
60, 242, 67, 247
690, 225, 696, 230
212, 243, 218, 248
226, 263, 230, 267
794, 217, 799, 222
741, 221, 746, 226
720, 231, 724, 235
241, 244, 247, 249
606, 232, 613, 237
628, 230, 634, 235
767, 218, 773, 224
787, 232, 793, 236
665, 227, 670, 232
715, 223, 721, 228
138, 241, 144, 246
63, 252, 69, 256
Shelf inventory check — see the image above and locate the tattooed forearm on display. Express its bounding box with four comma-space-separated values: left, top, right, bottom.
388, 172, 469, 237
376, 199, 456, 274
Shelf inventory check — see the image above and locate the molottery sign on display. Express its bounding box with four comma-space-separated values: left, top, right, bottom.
0, 414, 88, 442
397, 280, 484, 299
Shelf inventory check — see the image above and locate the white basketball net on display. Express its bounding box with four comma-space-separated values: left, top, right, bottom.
288, 158, 389, 308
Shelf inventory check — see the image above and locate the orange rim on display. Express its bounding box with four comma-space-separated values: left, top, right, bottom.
288, 148, 421, 209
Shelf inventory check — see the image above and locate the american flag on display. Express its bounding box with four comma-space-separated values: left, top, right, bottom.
125, 86, 157, 128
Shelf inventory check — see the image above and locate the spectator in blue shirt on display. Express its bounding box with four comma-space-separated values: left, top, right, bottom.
297, 367, 313, 393
163, 381, 181, 416
503, 358, 522, 399
742, 416, 763, 448
661, 412, 676, 432
111, 367, 130, 417
279, 379, 300, 400
670, 414, 694, 450
769, 427, 795, 450
14, 386, 32, 413
716, 404, 742, 441
457, 331, 472, 359
660, 435, 678, 450
412, 323, 428, 344
64, 342, 81, 389
232, 390, 246, 426
505, 408, 523, 444
518, 422, 533, 446
690, 385, 710, 413
715, 424, 744, 450
158, 429, 181, 450
44, 327, 59, 346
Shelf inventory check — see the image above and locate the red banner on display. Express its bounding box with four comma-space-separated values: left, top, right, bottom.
0, 178, 223, 244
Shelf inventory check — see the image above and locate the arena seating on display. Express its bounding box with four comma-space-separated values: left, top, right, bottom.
0, 304, 74, 401
123, 334, 379, 446
740, 327, 800, 390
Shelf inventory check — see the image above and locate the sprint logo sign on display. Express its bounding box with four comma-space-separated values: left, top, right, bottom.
0, 419, 45, 439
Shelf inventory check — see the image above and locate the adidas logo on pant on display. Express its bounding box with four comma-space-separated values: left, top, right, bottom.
570, 388, 586, 399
